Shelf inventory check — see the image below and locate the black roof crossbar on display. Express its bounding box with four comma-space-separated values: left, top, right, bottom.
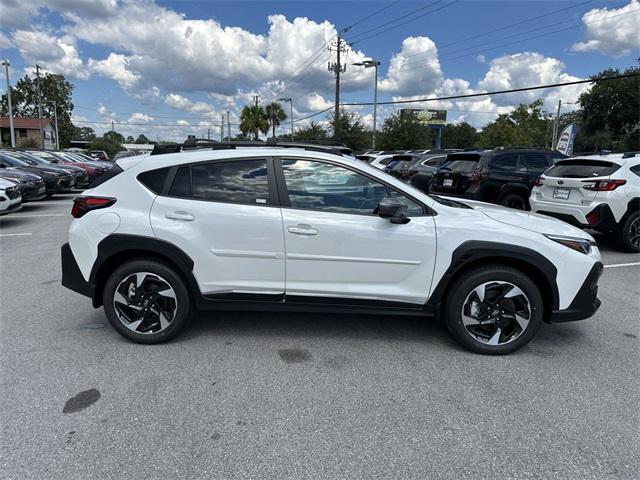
150, 138, 347, 157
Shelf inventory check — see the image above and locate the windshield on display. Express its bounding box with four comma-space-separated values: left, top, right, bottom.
0, 152, 31, 167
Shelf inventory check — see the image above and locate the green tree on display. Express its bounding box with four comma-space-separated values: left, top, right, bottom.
134, 134, 152, 144
441, 122, 478, 149
88, 137, 124, 158
478, 100, 551, 148
103, 130, 125, 143
239, 105, 269, 140
125, 135, 135, 143
328, 108, 371, 151
578, 65, 639, 151
265, 102, 287, 138
282, 122, 329, 143
72, 126, 96, 141
377, 113, 432, 150
0, 72, 75, 148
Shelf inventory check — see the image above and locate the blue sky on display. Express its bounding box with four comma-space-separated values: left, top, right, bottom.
0, 0, 638, 140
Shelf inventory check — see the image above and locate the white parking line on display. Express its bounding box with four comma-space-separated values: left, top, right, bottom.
604, 262, 640, 269
5, 213, 66, 218
0, 232, 33, 237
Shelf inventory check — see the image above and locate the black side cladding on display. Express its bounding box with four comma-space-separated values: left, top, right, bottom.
87, 164, 124, 189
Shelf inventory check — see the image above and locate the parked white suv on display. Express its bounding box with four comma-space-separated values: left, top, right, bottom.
530, 153, 640, 252
0, 178, 22, 215
61, 143, 603, 354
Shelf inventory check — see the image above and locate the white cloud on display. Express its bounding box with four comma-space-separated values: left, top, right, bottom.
127, 112, 154, 123
0, 32, 13, 50
572, 0, 640, 57
477, 52, 588, 111
164, 93, 217, 116
476, 54, 486, 63
88, 53, 140, 91
176, 120, 190, 126
379, 36, 443, 96
12, 30, 89, 80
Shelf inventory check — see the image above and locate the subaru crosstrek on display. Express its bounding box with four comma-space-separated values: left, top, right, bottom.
61, 144, 603, 354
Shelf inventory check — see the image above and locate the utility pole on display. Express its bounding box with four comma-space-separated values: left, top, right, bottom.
220, 114, 224, 141
2, 59, 15, 148
35, 64, 44, 149
552, 100, 562, 149
53, 100, 59, 150
111, 120, 115, 133
328, 33, 347, 142
207, 127, 210, 140
253, 95, 259, 107
277, 98, 294, 141
226, 111, 231, 140
353, 59, 380, 150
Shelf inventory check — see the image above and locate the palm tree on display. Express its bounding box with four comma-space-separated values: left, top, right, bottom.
239, 105, 269, 141
265, 102, 287, 138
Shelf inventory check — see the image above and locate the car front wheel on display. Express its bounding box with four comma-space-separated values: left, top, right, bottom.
619, 210, 640, 253
444, 266, 543, 354
103, 259, 192, 344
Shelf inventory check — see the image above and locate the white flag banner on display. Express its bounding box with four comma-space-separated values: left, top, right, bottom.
556, 123, 579, 156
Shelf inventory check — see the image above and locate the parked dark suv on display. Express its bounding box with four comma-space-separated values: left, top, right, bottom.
429, 149, 567, 210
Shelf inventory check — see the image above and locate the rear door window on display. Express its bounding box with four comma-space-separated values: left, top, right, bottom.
519, 154, 549, 172
491, 155, 518, 170
545, 160, 620, 178
191, 159, 270, 205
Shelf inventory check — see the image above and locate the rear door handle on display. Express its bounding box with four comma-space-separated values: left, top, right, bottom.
287, 224, 318, 236
165, 211, 195, 221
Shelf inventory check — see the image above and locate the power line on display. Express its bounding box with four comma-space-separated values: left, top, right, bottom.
349, 0, 459, 46
340, 73, 639, 107
344, 1, 402, 32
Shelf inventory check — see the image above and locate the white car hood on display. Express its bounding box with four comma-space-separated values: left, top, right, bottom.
448, 197, 594, 240
0, 177, 17, 189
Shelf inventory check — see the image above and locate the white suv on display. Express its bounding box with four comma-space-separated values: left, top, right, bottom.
530, 153, 640, 252
0, 178, 22, 215
61, 143, 603, 354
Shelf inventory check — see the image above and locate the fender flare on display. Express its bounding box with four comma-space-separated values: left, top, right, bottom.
90, 233, 202, 307
426, 240, 560, 314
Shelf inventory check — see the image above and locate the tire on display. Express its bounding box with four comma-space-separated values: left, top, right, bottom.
499, 192, 529, 210
618, 210, 640, 253
443, 265, 544, 355
103, 259, 193, 344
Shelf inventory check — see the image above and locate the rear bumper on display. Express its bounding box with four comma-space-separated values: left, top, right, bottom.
533, 201, 617, 230
549, 262, 603, 322
61, 243, 95, 299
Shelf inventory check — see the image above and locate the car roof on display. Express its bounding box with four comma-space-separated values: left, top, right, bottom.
561, 154, 629, 165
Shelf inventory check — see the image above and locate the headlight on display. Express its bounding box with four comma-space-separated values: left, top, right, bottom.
544, 234, 596, 255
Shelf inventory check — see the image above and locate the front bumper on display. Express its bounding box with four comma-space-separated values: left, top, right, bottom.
550, 262, 603, 322
0, 200, 22, 215
61, 243, 95, 299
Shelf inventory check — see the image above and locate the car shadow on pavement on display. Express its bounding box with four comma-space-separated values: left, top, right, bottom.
178, 310, 459, 348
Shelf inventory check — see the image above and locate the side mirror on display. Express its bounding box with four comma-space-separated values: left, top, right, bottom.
377, 197, 410, 224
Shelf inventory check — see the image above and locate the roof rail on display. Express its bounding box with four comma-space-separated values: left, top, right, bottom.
622, 151, 638, 158
150, 138, 347, 157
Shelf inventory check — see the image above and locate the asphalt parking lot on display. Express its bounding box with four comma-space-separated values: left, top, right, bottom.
1, 195, 638, 480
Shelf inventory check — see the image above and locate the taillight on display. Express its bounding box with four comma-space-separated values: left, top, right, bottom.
471, 168, 486, 186
71, 196, 116, 218
534, 177, 544, 187
582, 179, 626, 191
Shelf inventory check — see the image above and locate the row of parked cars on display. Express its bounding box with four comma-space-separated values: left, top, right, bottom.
359, 148, 640, 252
0, 149, 113, 215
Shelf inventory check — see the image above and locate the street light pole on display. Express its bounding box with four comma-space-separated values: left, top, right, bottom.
277, 98, 294, 141
53, 100, 60, 150
353, 59, 381, 150
1, 59, 15, 148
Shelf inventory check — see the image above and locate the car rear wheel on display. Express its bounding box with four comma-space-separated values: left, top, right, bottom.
619, 211, 640, 253
103, 259, 192, 344
444, 266, 543, 354
499, 193, 529, 210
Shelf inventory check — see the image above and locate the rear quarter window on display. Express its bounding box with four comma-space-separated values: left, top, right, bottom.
545, 160, 620, 178
137, 167, 170, 193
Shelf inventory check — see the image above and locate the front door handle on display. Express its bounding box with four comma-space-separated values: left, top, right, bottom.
165, 211, 195, 221
287, 224, 318, 236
